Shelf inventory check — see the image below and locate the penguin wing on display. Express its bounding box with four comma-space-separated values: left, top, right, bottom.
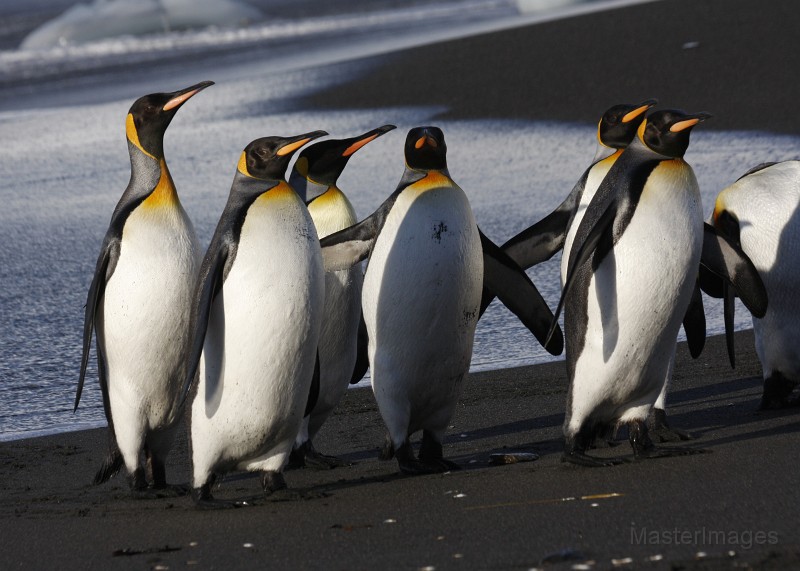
179, 239, 232, 407
349, 312, 370, 384
305, 352, 321, 417
501, 173, 586, 268
682, 280, 706, 359
479, 229, 564, 355
75, 237, 120, 412
546, 198, 619, 345
320, 191, 399, 271
698, 223, 767, 317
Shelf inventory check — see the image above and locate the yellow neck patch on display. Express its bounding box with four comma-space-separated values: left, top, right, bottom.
254, 180, 295, 204
126, 113, 155, 160
142, 159, 178, 209
408, 170, 455, 192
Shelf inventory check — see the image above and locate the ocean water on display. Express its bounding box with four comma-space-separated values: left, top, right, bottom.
1, 0, 798, 442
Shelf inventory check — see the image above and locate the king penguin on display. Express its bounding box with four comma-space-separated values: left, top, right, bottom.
709, 160, 800, 408
500, 99, 657, 274
75, 81, 212, 495
550, 109, 713, 466
287, 124, 396, 469
320, 126, 562, 475
181, 131, 327, 507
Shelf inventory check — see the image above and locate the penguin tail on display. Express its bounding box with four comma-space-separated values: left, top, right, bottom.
93, 446, 123, 485
378, 434, 395, 461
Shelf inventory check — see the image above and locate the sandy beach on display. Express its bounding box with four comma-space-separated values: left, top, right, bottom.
2, 0, 799, 568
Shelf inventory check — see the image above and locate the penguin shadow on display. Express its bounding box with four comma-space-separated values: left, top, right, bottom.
644, 375, 800, 446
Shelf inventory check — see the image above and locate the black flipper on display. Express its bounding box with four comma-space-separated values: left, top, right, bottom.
320, 190, 399, 272
479, 229, 563, 355
723, 281, 736, 368
546, 199, 619, 346
349, 313, 369, 384
682, 280, 706, 359
305, 352, 321, 416
501, 172, 586, 268
698, 223, 767, 317
76, 239, 118, 412
179, 243, 231, 408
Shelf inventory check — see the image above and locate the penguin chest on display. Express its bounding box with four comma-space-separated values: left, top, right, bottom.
363, 184, 483, 381
196, 191, 325, 463
571, 161, 703, 411
101, 204, 200, 420
562, 158, 615, 283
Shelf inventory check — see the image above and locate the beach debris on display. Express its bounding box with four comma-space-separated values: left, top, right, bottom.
489, 452, 539, 465
465, 492, 623, 511
571, 564, 593, 570
189, 542, 198, 547
453, 553, 463, 559
383, 518, 396, 524
611, 557, 633, 566
153, 566, 169, 571
695, 551, 708, 559
419, 566, 436, 571
589, 503, 599, 507
112, 545, 181, 557
243, 543, 254, 548
682, 41, 701, 49
453, 493, 467, 499
645, 554, 663, 562
727, 551, 737, 558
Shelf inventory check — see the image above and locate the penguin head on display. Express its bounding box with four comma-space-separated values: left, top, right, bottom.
294, 124, 396, 186
238, 131, 328, 180
597, 98, 658, 149
638, 109, 712, 158
404, 126, 447, 171
126, 81, 214, 158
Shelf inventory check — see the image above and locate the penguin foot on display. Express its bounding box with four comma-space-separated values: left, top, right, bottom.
378, 435, 395, 461
190, 482, 251, 509
291, 440, 353, 470
647, 408, 695, 442
759, 374, 798, 410
561, 451, 626, 468
261, 470, 287, 495
304, 448, 353, 470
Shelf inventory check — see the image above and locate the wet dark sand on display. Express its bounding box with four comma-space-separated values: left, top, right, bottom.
2, 331, 799, 570
3, 0, 800, 569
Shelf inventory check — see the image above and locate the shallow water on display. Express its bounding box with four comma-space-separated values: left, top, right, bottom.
1, 0, 797, 441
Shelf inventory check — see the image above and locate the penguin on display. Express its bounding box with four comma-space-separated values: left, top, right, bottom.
286, 124, 396, 469
500, 99, 658, 274
550, 109, 713, 466
181, 131, 327, 507
320, 126, 563, 475
708, 160, 800, 409
75, 81, 212, 495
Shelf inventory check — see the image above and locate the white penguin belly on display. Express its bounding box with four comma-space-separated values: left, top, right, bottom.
561, 156, 616, 283
719, 161, 800, 380
100, 205, 199, 431
569, 161, 703, 429
363, 182, 483, 437
193, 192, 325, 475
306, 193, 363, 431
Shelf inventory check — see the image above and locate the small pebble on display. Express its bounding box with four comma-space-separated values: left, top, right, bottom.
682, 40, 700, 49
453, 553, 463, 559
590, 503, 599, 507
153, 566, 169, 571
727, 550, 737, 557
572, 565, 592, 570
646, 554, 663, 562
436, 536, 445, 541
384, 519, 396, 524
611, 557, 633, 566
189, 542, 198, 547
243, 543, 254, 549
460, 433, 468, 438
453, 493, 466, 498
419, 567, 435, 571
696, 551, 707, 559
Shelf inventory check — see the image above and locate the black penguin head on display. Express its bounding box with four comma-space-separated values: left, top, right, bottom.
638, 109, 712, 158
404, 126, 447, 171
294, 124, 396, 186
597, 98, 658, 149
238, 131, 328, 180
126, 81, 214, 158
